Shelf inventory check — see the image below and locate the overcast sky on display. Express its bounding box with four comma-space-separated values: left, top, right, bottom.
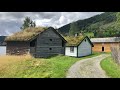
0, 12, 103, 36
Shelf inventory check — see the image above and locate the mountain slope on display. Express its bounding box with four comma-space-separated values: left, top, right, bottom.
58, 12, 119, 37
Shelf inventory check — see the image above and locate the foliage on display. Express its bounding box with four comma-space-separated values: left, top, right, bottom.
0, 53, 101, 78
58, 12, 120, 37
101, 56, 120, 78
83, 32, 94, 38
20, 17, 36, 30
69, 22, 80, 36
116, 12, 120, 24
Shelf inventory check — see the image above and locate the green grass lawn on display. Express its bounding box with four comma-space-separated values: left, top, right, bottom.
101, 56, 120, 78
0, 52, 101, 78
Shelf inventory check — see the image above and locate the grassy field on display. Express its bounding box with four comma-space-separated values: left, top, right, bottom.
101, 56, 120, 78
0, 52, 101, 78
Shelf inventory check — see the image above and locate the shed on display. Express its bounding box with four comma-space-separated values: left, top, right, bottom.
65, 36, 94, 57
91, 37, 120, 52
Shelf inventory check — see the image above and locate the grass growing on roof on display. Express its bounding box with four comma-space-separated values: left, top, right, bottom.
0, 52, 101, 78
5, 27, 48, 41
64, 36, 85, 46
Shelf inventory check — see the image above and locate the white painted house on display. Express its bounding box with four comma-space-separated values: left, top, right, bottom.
65, 36, 94, 57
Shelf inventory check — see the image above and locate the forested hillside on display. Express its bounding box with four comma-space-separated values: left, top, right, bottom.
58, 12, 120, 38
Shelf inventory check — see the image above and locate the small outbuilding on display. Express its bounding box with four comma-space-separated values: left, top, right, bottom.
91, 37, 120, 52
65, 36, 94, 57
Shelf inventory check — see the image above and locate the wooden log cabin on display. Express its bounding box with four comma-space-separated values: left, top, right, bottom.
90, 37, 120, 52
5, 27, 66, 58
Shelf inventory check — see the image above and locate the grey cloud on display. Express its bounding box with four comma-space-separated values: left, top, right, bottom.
37, 12, 61, 19
0, 21, 21, 36
0, 12, 103, 36
6, 12, 26, 19
2, 12, 61, 20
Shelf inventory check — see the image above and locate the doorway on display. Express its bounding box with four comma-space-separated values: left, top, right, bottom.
102, 47, 104, 52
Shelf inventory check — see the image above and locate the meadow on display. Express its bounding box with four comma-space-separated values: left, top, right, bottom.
0, 52, 101, 78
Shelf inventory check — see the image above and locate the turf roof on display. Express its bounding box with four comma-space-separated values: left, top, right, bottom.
64, 36, 85, 46
5, 27, 48, 41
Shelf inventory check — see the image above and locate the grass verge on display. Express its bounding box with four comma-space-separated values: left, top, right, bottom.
101, 56, 120, 78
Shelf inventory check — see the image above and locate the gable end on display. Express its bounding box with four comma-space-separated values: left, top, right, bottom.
77, 36, 94, 47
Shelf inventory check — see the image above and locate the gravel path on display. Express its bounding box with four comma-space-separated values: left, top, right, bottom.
66, 54, 110, 78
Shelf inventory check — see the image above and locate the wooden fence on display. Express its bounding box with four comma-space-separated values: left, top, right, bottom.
111, 44, 120, 64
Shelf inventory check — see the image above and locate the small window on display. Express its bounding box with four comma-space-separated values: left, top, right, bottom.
70, 47, 74, 53
49, 48, 52, 50
62, 40, 64, 47
50, 39, 52, 41
30, 39, 36, 47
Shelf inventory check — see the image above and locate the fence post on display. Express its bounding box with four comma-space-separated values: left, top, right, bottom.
111, 45, 120, 65
118, 45, 120, 64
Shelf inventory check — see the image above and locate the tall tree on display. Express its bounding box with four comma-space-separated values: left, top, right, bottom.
20, 17, 36, 30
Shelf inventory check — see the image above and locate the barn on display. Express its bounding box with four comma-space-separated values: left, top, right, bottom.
64, 36, 94, 57
91, 37, 120, 52
5, 27, 66, 58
